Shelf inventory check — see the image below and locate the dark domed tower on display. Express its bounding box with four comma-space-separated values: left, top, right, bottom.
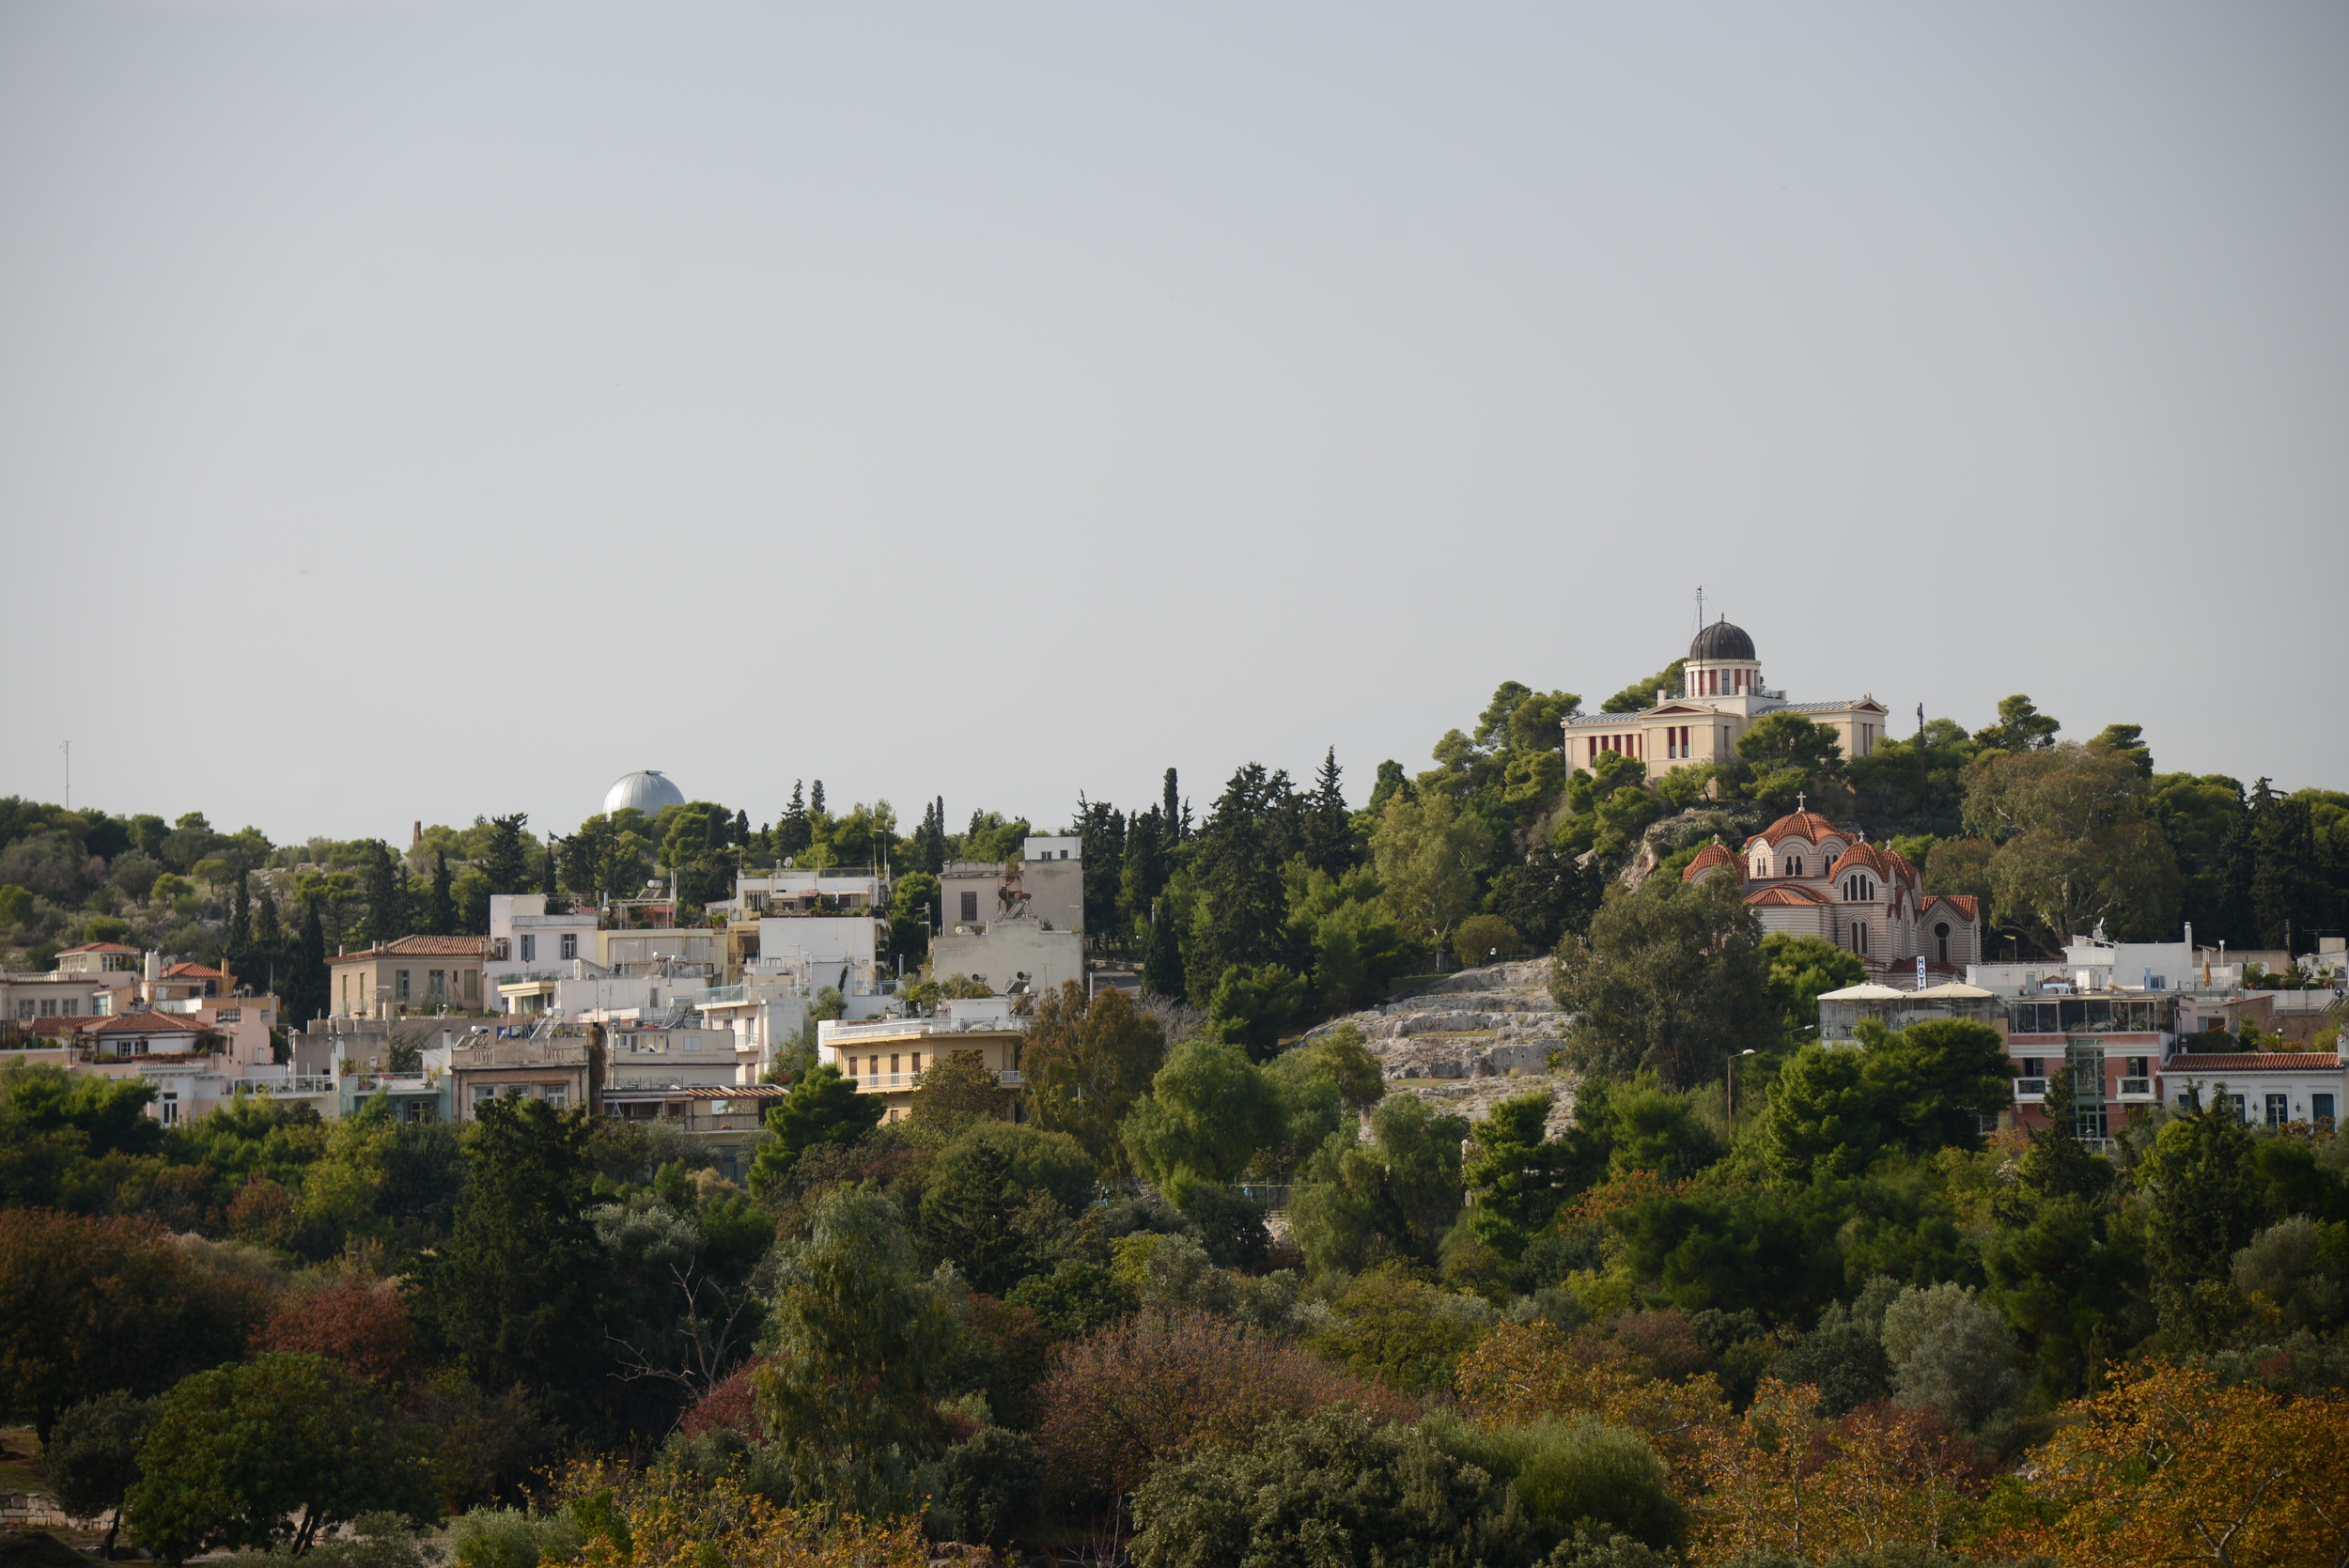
1684, 616, 1763, 701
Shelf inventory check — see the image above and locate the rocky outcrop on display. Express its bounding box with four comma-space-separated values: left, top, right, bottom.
1298, 959, 1575, 1136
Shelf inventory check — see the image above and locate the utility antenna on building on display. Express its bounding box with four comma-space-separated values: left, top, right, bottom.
60, 739, 70, 811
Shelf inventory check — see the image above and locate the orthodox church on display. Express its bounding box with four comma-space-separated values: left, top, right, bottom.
1682, 803, 1983, 979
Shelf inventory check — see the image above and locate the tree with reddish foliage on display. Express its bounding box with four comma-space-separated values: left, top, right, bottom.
1691, 1378, 1997, 1560
680, 1356, 772, 1441
252, 1279, 416, 1381
1034, 1308, 1418, 1531
0, 1208, 272, 1441
226, 1173, 300, 1250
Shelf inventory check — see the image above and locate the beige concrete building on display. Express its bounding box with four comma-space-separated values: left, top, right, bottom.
1563, 618, 1891, 781
329, 935, 492, 1017
817, 998, 1027, 1124
940, 837, 1083, 935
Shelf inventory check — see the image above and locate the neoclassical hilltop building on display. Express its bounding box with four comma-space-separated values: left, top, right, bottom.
1561, 617, 1891, 778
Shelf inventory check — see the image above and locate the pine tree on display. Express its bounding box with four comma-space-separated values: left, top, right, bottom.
1184, 765, 1296, 1002
1304, 748, 1355, 875
777, 783, 812, 859
426, 851, 457, 936
478, 813, 532, 895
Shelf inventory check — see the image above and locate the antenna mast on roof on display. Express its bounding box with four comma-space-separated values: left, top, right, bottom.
1693, 586, 1703, 640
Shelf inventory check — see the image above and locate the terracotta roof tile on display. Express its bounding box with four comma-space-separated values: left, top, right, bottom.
161, 962, 226, 979
1829, 843, 1890, 879
76, 1011, 210, 1034
330, 936, 491, 963
2165, 1053, 2346, 1072
1681, 842, 1742, 884
1920, 893, 1981, 919
1748, 811, 1849, 849
58, 942, 143, 955
1748, 884, 1831, 907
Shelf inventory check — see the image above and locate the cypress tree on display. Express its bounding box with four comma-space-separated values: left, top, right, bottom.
734, 808, 751, 846
2248, 784, 2325, 954
2211, 797, 2258, 950
1162, 768, 1183, 842
361, 841, 405, 947
426, 851, 457, 936
810, 780, 827, 817
1141, 900, 1185, 999
285, 897, 330, 1028
1121, 807, 1171, 933
226, 873, 253, 977
1074, 796, 1127, 939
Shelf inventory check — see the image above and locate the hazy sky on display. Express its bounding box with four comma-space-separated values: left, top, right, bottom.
3, 1, 2343, 846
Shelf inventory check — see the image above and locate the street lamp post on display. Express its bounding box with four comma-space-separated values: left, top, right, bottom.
1727, 1048, 1757, 1138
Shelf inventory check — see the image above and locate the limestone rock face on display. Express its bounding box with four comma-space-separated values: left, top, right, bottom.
1298, 959, 1575, 1137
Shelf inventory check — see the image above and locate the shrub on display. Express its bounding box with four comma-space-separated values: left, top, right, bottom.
448, 1508, 581, 1568
1034, 1309, 1417, 1523
1422, 1413, 1684, 1550
1130, 1407, 1531, 1568
933, 1426, 1043, 1545
1307, 1267, 1497, 1393
1454, 913, 1522, 970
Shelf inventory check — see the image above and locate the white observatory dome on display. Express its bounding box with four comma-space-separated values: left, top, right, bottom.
603, 769, 687, 816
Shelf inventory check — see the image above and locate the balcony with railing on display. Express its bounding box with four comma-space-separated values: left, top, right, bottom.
345, 1074, 441, 1094
2116, 1077, 2155, 1099
848, 1067, 1024, 1094
232, 1075, 335, 1095
2014, 1078, 2048, 1101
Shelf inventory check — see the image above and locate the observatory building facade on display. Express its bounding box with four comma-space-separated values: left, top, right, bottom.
1560, 619, 1890, 782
